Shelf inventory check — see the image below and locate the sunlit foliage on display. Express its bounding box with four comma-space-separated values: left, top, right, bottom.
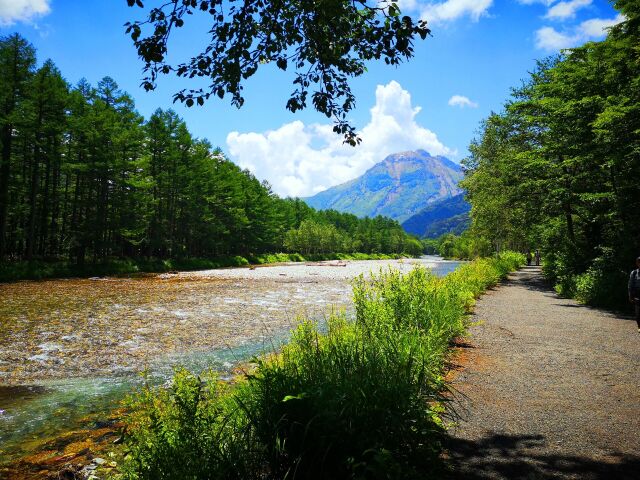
461, 3, 640, 308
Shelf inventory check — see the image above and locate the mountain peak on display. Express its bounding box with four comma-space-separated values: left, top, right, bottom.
383, 149, 434, 162
305, 150, 462, 223
379, 150, 459, 170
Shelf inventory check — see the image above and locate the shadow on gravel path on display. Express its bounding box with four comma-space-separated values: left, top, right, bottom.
446, 433, 640, 480
507, 265, 553, 293
446, 266, 640, 480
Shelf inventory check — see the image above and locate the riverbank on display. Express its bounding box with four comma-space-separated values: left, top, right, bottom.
0, 256, 461, 477
0, 256, 455, 385
0, 255, 513, 479
0, 252, 413, 283
119, 254, 524, 479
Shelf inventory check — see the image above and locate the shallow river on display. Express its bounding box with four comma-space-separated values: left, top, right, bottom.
0, 256, 460, 463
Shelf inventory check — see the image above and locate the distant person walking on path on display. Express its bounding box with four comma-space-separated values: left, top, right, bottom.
535, 249, 541, 266
526, 252, 532, 266
629, 256, 640, 332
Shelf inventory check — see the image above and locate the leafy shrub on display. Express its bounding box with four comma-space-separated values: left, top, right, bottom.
545, 248, 629, 309
236, 317, 446, 480
542, 250, 580, 298
123, 369, 259, 480
574, 257, 629, 309
553, 275, 577, 298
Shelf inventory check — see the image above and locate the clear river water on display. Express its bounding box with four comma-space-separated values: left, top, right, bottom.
0, 256, 460, 464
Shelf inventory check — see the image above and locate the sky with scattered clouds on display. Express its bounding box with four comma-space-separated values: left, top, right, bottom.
0, 0, 622, 197
227, 81, 453, 197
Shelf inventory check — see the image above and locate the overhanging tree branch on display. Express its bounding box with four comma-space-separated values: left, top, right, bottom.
125, 0, 430, 145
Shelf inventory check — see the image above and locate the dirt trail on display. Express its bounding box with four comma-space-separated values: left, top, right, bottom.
447, 266, 640, 480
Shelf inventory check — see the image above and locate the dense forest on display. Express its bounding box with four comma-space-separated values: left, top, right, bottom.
461, 1, 640, 308
0, 34, 422, 270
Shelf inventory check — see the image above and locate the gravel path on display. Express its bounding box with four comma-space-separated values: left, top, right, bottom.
447, 266, 640, 480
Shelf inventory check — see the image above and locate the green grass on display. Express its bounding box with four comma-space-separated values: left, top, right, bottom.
120, 252, 524, 480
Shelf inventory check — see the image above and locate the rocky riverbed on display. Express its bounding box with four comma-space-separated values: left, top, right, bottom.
0, 256, 460, 469
0, 257, 458, 385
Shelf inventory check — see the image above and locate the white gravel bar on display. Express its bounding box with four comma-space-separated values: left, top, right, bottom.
180, 255, 459, 281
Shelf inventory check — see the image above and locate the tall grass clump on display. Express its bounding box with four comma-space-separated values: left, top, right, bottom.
352, 267, 467, 354
122, 252, 524, 480
123, 369, 260, 480
234, 315, 447, 479
444, 251, 524, 305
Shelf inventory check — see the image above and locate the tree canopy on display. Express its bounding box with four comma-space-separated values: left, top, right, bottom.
124, 0, 429, 145
461, 2, 640, 308
0, 33, 423, 266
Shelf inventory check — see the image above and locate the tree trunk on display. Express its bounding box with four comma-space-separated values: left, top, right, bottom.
39, 136, 52, 256
26, 130, 42, 260
0, 123, 11, 258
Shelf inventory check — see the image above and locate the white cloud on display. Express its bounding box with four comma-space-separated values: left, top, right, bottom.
396, 0, 420, 12
535, 14, 624, 50
544, 0, 592, 21
448, 95, 478, 108
226, 81, 453, 198
535, 26, 576, 49
580, 15, 624, 36
419, 0, 493, 24
0, 0, 50, 25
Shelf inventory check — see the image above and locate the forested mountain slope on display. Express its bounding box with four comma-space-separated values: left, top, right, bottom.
402, 193, 470, 238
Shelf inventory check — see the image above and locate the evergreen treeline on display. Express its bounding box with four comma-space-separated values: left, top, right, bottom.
461, 1, 640, 308
0, 34, 422, 270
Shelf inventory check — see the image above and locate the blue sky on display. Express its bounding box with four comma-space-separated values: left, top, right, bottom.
0, 0, 621, 197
